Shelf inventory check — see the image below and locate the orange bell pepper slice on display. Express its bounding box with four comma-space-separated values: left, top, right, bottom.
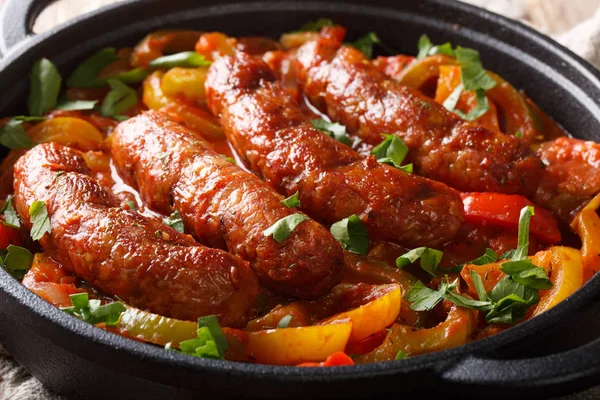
571, 194, 600, 282
434, 65, 500, 131
131, 30, 202, 68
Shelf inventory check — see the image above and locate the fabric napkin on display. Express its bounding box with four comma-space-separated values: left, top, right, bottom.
1, 0, 599, 399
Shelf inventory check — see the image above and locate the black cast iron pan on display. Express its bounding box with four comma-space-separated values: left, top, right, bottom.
1, 0, 600, 399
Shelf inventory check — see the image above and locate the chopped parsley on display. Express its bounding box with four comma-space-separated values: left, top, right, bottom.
163, 210, 184, 233
1, 196, 20, 228
100, 79, 138, 119
330, 214, 369, 255
28, 200, 51, 241
149, 52, 211, 70
298, 18, 334, 32
281, 192, 301, 208
0, 245, 33, 280
311, 118, 352, 146
371, 134, 413, 173
61, 292, 126, 327
170, 315, 228, 359
29, 58, 62, 116
263, 213, 309, 243
277, 314, 293, 328
0, 119, 35, 150
396, 247, 443, 277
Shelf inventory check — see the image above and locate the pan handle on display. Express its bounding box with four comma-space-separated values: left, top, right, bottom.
0, 0, 57, 55
441, 336, 600, 397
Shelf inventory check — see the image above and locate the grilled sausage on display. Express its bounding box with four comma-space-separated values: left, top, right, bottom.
294, 27, 544, 196
13, 143, 258, 326
205, 52, 464, 248
111, 111, 344, 299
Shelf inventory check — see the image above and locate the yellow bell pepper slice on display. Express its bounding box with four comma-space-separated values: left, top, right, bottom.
142, 70, 171, 110
395, 55, 458, 90
531, 246, 583, 317
246, 322, 352, 365
161, 67, 208, 104
571, 194, 600, 283
27, 117, 105, 151
356, 305, 476, 363
319, 284, 401, 342
117, 307, 198, 348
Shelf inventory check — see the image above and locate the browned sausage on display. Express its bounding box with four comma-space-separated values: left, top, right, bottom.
12, 143, 258, 326
295, 27, 543, 196
111, 111, 344, 299
205, 52, 464, 248
535, 137, 600, 222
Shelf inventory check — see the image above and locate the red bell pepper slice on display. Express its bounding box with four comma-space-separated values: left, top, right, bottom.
296, 352, 355, 367
0, 221, 22, 249
461, 193, 561, 244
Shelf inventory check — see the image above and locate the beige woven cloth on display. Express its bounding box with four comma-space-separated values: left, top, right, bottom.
1, 0, 600, 399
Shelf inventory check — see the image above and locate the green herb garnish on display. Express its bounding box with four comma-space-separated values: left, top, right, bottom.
61, 292, 126, 327
371, 134, 412, 173
1, 196, 20, 228
0, 119, 35, 150
29, 58, 62, 116
311, 118, 352, 146
67, 47, 120, 88
263, 213, 309, 243
163, 210, 184, 233
396, 247, 443, 277
28, 200, 51, 241
417, 34, 455, 59
281, 192, 301, 208
395, 350, 407, 360
330, 214, 369, 255
298, 18, 334, 32
0, 245, 33, 280
149, 52, 211, 70
349, 32, 380, 59
56, 100, 98, 111
277, 314, 293, 328
176, 315, 228, 359
100, 79, 138, 119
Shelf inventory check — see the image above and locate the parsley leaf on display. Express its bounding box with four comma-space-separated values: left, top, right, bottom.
500, 259, 552, 290
469, 269, 488, 301
311, 118, 352, 146
29, 58, 62, 116
417, 35, 456, 59
350, 32, 380, 59
511, 205, 535, 261
0, 119, 35, 150
100, 79, 138, 119
149, 52, 211, 70
277, 314, 293, 328
486, 276, 539, 324
395, 350, 407, 360
56, 100, 98, 111
0, 245, 33, 280
125, 200, 137, 211
61, 293, 126, 327
396, 247, 443, 277
371, 134, 412, 172
28, 201, 51, 241
469, 248, 499, 266
163, 210, 184, 233
177, 315, 228, 359
281, 192, 301, 208
67, 47, 120, 88
405, 280, 445, 311
106, 68, 148, 85
1, 196, 20, 228
263, 213, 309, 243
298, 18, 334, 32
330, 214, 369, 255
455, 47, 497, 92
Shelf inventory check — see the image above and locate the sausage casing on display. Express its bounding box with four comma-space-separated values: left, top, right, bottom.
13, 143, 258, 326
295, 28, 543, 195
206, 53, 464, 247
111, 111, 344, 299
